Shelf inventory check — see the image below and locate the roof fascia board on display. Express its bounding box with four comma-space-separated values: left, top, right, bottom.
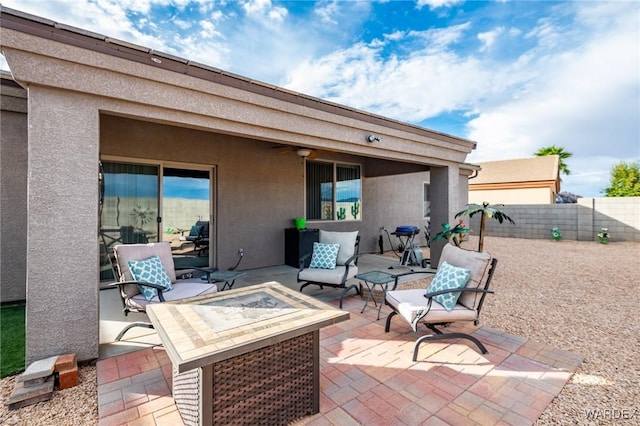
469, 180, 558, 190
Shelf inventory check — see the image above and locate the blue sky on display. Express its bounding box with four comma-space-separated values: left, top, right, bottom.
2, 0, 638, 197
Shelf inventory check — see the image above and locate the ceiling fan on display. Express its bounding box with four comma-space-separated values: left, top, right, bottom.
272, 145, 318, 159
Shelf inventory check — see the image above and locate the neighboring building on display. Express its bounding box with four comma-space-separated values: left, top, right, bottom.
1, 6, 478, 363
469, 156, 560, 205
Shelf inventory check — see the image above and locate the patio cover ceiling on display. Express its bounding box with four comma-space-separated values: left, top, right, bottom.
0, 6, 477, 170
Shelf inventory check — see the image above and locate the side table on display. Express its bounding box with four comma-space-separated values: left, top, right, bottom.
355, 270, 395, 320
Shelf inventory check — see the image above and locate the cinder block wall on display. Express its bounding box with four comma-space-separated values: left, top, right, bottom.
465, 197, 640, 242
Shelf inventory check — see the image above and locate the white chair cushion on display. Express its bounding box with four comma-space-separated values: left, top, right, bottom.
438, 244, 491, 310
298, 265, 358, 285
128, 281, 217, 310
386, 288, 477, 324
319, 230, 359, 266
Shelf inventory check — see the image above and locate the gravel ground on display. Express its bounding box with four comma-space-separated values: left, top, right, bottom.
1, 236, 638, 425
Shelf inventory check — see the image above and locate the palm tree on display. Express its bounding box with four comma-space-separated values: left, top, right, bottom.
455, 202, 515, 252
534, 145, 572, 177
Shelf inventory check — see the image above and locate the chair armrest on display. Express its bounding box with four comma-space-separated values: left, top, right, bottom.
345, 253, 361, 267
175, 266, 219, 281
391, 270, 436, 291
107, 280, 168, 302
423, 287, 494, 299
298, 253, 312, 271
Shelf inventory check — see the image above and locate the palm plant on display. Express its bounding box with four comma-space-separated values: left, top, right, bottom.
432, 222, 469, 248
534, 145, 572, 177
455, 202, 515, 252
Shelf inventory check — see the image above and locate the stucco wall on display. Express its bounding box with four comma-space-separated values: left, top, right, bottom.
469, 187, 554, 205
24, 88, 100, 363
1, 82, 28, 303
465, 198, 640, 242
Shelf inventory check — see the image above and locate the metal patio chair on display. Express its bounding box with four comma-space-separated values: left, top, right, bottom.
385, 243, 498, 361
298, 230, 361, 308
109, 242, 218, 340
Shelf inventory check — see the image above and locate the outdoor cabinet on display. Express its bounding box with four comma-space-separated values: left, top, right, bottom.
285, 228, 319, 268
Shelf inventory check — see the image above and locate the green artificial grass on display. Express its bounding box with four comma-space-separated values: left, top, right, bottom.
0, 302, 26, 378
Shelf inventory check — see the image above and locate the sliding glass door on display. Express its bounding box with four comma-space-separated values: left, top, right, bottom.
99, 161, 212, 280
161, 168, 211, 269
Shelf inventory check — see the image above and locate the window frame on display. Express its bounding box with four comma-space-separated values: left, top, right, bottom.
305, 159, 362, 222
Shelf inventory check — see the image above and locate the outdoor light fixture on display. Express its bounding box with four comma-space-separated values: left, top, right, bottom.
296, 148, 312, 157
367, 134, 381, 143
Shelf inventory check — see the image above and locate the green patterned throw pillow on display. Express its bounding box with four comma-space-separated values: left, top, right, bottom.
309, 242, 340, 269
425, 261, 471, 311
128, 255, 173, 301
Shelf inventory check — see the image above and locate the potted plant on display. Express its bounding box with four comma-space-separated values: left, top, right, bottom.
455, 202, 515, 252
597, 227, 610, 244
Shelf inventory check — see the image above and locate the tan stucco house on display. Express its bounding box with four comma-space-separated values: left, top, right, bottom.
1, 6, 480, 363
469, 156, 560, 205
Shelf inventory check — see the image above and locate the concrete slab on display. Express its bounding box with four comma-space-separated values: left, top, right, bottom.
16, 355, 58, 382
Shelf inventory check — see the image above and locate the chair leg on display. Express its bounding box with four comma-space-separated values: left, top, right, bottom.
413, 330, 488, 361
115, 322, 155, 341
299, 282, 311, 292
384, 310, 397, 332
339, 283, 360, 309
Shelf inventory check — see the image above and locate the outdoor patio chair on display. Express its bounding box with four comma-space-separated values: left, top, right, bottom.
298, 230, 360, 308
385, 243, 498, 361
109, 242, 218, 341
185, 220, 209, 256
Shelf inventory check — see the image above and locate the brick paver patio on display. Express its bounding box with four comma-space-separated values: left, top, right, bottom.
97, 294, 583, 425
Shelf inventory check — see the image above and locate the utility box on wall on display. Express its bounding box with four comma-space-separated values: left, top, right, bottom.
284, 228, 319, 268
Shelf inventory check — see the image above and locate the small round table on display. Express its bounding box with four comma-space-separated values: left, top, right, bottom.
355, 270, 395, 320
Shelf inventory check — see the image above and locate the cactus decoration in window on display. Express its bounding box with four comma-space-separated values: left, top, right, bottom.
351, 202, 360, 219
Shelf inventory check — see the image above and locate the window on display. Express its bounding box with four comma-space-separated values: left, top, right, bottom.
306, 161, 361, 221
423, 183, 431, 219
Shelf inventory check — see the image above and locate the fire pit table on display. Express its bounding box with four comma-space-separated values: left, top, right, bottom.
146, 281, 349, 426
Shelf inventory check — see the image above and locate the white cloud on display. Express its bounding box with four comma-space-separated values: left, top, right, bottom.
241, 0, 288, 22
416, 0, 464, 10
408, 22, 472, 52
477, 27, 504, 52
314, 0, 341, 25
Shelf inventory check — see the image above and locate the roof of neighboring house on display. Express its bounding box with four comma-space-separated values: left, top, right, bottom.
470, 156, 560, 186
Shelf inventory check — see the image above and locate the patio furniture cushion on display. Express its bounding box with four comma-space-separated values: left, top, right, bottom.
298, 264, 358, 286
309, 242, 340, 269
437, 243, 492, 309
426, 261, 471, 311
386, 288, 478, 324
188, 225, 203, 237
127, 280, 218, 310
319, 230, 358, 266
114, 242, 178, 298
128, 255, 173, 301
